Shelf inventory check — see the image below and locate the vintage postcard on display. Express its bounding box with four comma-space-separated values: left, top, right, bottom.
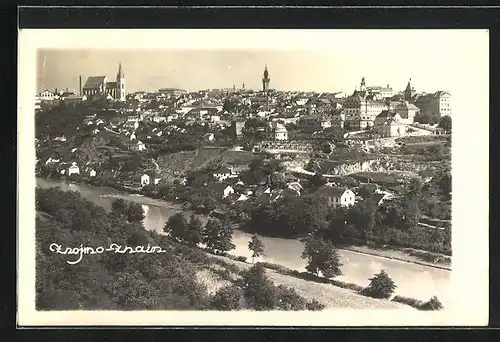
18, 29, 489, 326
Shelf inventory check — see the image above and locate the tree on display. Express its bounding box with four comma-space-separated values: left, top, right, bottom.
127, 202, 145, 223
239, 263, 277, 310
301, 235, 343, 278
164, 212, 188, 242
362, 269, 397, 299
405, 177, 423, 200
248, 234, 265, 263
421, 295, 444, 311
185, 214, 204, 246
202, 218, 235, 253
358, 184, 377, 199
310, 173, 327, 187
210, 285, 246, 310
111, 198, 128, 216
438, 116, 452, 132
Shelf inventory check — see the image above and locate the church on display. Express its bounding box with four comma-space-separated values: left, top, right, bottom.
82, 63, 126, 101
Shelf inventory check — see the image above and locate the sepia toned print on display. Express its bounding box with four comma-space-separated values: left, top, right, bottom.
18, 29, 489, 326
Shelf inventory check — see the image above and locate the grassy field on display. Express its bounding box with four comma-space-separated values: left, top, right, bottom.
198, 254, 406, 310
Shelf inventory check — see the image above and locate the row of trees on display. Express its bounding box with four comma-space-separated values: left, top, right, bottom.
165, 213, 235, 253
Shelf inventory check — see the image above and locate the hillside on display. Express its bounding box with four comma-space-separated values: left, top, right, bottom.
156, 147, 257, 180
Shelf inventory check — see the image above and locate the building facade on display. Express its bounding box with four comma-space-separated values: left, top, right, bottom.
414, 91, 452, 117
82, 63, 126, 101
374, 110, 407, 137
316, 186, 356, 209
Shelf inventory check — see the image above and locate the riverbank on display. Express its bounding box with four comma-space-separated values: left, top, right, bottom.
37, 175, 451, 271
342, 246, 451, 271
199, 251, 408, 310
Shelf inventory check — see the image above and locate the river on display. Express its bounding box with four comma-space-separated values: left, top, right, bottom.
36, 177, 451, 307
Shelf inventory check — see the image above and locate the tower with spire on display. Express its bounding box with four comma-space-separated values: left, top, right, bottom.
116, 62, 126, 101
404, 78, 415, 101
360, 76, 366, 92
262, 64, 270, 92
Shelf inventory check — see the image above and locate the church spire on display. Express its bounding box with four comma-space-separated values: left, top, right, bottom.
117, 62, 124, 78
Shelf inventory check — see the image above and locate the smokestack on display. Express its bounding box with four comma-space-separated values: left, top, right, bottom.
79, 76, 82, 96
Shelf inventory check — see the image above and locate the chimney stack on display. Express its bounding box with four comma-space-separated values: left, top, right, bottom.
79, 76, 82, 96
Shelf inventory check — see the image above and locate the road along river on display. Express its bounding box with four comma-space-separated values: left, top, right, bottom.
36, 177, 451, 307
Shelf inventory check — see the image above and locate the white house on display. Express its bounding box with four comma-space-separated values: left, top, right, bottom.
68, 162, 80, 176
141, 173, 161, 186
222, 185, 235, 199
130, 140, 147, 152
315, 186, 355, 209
89, 169, 97, 177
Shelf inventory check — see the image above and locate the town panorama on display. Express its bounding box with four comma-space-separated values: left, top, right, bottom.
35, 62, 451, 312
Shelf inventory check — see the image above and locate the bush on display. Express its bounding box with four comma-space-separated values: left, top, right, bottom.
210, 285, 246, 310
392, 295, 424, 309
420, 296, 444, 311
275, 285, 308, 310
306, 299, 326, 311
361, 269, 397, 299
257, 262, 295, 276
236, 256, 247, 262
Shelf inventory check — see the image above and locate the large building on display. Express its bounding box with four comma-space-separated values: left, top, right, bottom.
82, 63, 126, 101
393, 101, 420, 124
315, 186, 355, 209
262, 64, 270, 92
374, 110, 408, 137
413, 91, 452, 117
342, 78, 388, 130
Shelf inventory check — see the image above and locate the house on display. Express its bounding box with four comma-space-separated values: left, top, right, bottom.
266, 122, 288, 141
315, 186, 355, 209
374, 110, 407, 138
297, 115, 332, 133
63, 94, 87, 104
141, 172, 161, 186
68, 162, 80, 176
394, 101, 420, 124
211, 183, 235, 199
130, 140, 147, 152
89, 169, 97, 177
212, 166, 232, 182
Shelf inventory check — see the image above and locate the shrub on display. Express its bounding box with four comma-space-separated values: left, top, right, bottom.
306, 299, 326, 311
392, 295, 424, 309
210, 285, 246, 310
420, 296, 444, 311
236, 256, 247, 262
275, 285, 308, 310
361, 269, 397, 299
257, 262, 295, 276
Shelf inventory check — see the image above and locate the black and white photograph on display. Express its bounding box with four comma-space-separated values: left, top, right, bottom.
18, 29, 489, 326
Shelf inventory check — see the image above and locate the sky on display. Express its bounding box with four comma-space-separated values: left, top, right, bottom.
34, 30, 488, 112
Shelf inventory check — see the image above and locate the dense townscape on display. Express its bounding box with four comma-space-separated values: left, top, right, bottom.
35, 63, 451, 311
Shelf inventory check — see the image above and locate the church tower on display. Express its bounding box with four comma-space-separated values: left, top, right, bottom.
404, 78, 416, 101
360, 77, 367, 92
116, 62, 126, 101
262, 64, 270, 92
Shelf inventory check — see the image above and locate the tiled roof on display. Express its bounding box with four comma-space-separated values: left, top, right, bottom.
316, 186, 348, 197
83, 76, 106, 89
